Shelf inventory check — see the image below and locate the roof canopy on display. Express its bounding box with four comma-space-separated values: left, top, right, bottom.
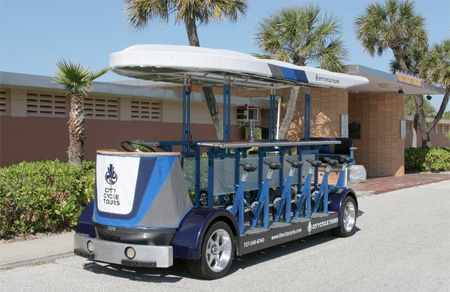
110, 45, 369, 89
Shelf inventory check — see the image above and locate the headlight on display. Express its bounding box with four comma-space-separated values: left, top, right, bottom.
124, 247, 136, 259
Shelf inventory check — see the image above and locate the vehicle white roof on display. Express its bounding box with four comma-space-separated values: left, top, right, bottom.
110, 44, 369, 89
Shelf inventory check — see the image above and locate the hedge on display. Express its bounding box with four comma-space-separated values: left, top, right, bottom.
405, 147, 450, 172
0, 160, 95, 237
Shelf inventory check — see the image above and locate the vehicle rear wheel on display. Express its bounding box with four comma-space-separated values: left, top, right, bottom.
333, 196, 357, 237
187, 221, 235, 279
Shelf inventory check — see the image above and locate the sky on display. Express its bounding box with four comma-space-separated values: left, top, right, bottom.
0, 0, 449, 110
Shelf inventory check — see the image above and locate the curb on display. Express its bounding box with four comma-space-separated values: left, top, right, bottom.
355, 191, 375, 198
0, 252, 74, 271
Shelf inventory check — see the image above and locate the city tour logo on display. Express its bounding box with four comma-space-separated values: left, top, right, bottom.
105, 164, 118, 185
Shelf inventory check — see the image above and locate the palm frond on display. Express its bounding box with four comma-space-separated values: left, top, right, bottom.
53, 60, 109, 96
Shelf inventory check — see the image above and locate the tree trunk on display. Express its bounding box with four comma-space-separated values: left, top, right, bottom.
278, 86, 300, 140
184, 16, 200, 47
414, 88, 450, 149
412, 112, 418, 148
202, 86, 223, 140
392, 48, 409, 72
424, 87, 450, 140
414, 95, 432, 149
67, 92, 85, 166
184, 16, 223, 140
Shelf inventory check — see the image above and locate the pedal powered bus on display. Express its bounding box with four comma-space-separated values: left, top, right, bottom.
74, 45, 369, 279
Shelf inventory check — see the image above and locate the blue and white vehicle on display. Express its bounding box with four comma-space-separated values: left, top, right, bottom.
74, 45, 369, 279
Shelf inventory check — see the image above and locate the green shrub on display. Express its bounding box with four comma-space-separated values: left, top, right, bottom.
405, 148, 427, 171
422, 148, 450, 172
0, 160, 95, 237
405, 147, 450, 172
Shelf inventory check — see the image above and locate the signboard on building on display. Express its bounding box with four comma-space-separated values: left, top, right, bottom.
395, 70, 423, 88
341, 114, 349, 138
400, 120, 406, 140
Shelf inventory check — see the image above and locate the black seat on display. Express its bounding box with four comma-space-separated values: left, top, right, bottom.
286, 159, 303, 168
264, 160, 282, 170
239, 162, 257, 172
323, 157, 339, 166
306, 158, 322, 168
340, 156, 354, 164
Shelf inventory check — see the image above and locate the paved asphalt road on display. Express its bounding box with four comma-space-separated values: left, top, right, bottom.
1, 181, 449, 292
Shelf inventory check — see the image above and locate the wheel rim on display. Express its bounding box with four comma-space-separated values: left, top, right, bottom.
205, 228, 232, 273
343, 201, 356, 232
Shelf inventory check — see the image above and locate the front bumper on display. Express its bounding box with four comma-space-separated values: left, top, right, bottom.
74, 233, 173, 268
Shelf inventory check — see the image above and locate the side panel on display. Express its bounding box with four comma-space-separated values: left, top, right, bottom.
75, 201, 95, 238
239, 213, 339, 255
170, 207, 239, 260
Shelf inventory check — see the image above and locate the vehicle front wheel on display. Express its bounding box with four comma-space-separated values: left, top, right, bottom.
333, 196, 357, 237
187, 221, 235, 279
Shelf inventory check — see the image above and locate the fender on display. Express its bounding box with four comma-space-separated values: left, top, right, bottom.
75, 201, 96, 238
170, 207, 239, 260
328, 187, 358, 224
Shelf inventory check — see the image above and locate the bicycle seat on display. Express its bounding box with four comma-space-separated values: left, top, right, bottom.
264, 160, 282, 170
340, 156, 354, 164
306, 158, 322, 168
323, 157, 339, 166
239, 162, 257, 172
286, 159, 303, 168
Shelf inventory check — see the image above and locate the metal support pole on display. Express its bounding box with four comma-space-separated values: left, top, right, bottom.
305, 87, 311, 141
187, 77, 191, 152
182, 77, 187, 152
270, 88, 276, 140
223, 83, 227, 142
227, 83, 231, 142
207, 148, 215, 208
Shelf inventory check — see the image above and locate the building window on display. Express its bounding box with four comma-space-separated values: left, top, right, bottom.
0, 90, 9, 115
84, 97, 119, 119
237, 105, 258, 122
130, 100, 161, 121
405, 121, 413, 132
27, 92, 67, 117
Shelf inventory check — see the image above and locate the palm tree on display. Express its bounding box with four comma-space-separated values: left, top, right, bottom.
255, 5, 348, 139
355, 0, 427, 72
124, 0, 248, 140
53, 60, 108, 166
354, 0, 442, 148
418, 39, 450, 148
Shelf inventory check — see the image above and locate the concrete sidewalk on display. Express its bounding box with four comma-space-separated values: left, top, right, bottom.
1, 172, 449, 271
0, 232, 74, 270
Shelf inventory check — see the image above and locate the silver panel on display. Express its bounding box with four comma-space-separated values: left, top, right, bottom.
74, 233, 173, 268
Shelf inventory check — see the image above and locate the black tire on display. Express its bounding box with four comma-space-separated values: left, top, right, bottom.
333, 196, 357, 237
187, 222, 235, 279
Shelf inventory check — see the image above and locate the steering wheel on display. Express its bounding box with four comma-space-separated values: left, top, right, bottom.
120, 140, 156, 152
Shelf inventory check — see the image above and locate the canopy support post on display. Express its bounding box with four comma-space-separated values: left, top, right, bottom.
305, 87, 311, 141
269, 87, 276, 140
223, 78, 231, 142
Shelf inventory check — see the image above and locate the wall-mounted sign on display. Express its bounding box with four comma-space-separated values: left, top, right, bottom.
400, 120, 406, 140
341, 114, 349, 138
395, 70, 423, 88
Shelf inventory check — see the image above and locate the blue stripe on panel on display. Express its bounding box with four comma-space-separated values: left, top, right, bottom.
281, 67, 308, 83
95, 156, 175, 227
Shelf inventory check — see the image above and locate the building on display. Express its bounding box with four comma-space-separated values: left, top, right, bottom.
0, 66, 443, 177
405, 116, 450, 148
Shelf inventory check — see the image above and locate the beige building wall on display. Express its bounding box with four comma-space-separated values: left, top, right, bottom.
349, 92, 405, 177
277, 87, 348, 140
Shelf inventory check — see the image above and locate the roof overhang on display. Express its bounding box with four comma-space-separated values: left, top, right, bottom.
346, 64, 444, 95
